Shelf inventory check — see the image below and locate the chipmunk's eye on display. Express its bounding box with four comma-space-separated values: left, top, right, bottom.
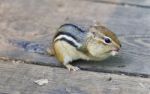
104, 37, 111, 43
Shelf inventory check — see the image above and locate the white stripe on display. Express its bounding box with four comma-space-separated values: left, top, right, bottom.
54, 35, 82, 48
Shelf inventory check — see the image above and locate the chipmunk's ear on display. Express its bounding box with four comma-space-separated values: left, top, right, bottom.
90, 21, 105, 30
93, 21, 102, 27
89, 25, 97, 32
89, 26, 98, 37
89, 25, 105, 38
89, 21, 101, 28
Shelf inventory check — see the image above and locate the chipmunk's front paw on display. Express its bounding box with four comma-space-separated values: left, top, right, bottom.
65, 64, 80, 71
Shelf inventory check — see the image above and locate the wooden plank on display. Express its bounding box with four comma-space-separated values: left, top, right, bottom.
0, 60, 150, 94
0, 0, 150, 75
85, 0, 150, 7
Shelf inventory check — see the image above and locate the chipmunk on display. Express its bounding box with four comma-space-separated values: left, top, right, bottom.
48, 23, 121, 71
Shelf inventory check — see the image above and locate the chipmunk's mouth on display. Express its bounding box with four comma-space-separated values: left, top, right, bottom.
111, 48, 120, 56
111, 51, 119, 56
104, 48, 120, 56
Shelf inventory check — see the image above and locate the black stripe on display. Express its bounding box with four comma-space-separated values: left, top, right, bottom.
55, 38, 78, 48
54, 32, 79, 42
59, 23, 85, 33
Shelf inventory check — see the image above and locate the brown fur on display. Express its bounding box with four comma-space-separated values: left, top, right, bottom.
95, 26, 121, 47
51, 24, 121, 71
53, 41, 64, 64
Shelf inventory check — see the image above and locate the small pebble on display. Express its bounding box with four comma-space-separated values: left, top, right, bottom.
34, 79, 48, 86
107, 77, 112, 81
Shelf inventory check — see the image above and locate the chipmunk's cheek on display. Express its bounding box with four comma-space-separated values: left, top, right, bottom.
111, 51, 118, 56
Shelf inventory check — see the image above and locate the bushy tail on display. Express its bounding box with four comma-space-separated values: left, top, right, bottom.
9, 39, 54, 56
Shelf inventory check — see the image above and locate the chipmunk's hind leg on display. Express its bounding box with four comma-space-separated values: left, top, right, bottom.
46, 48, 55, 56
54, 41, 80, 71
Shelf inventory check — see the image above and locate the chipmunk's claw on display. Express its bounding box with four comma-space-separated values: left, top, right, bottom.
65, 64, 80, 71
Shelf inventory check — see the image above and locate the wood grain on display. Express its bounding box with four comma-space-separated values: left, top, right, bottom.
0, 60, 150, 94
84, 0, 150, 8
0, 0, 150, 75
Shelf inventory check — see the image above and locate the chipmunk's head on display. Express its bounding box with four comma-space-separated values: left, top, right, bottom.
87, 25, 121, 58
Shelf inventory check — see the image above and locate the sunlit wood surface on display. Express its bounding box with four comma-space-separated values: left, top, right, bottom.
0, 0, 150, 93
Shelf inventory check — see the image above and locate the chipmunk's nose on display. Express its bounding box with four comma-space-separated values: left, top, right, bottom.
116, 48, 120, 52
120, 44, 122, 48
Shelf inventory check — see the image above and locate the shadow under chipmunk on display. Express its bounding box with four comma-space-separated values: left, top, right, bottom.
9, 39, 47, 54
6, 39, 61, 66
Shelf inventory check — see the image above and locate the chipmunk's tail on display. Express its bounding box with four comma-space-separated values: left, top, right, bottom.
9, 39, 54, 56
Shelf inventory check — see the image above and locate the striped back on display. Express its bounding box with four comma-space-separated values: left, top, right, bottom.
54, 23, 88, 48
